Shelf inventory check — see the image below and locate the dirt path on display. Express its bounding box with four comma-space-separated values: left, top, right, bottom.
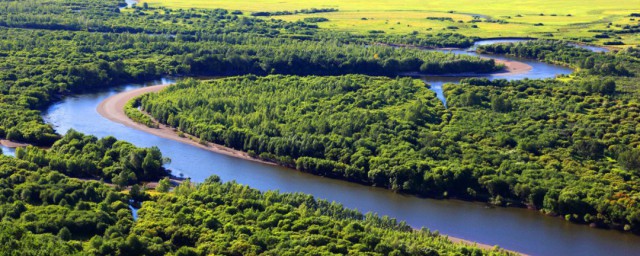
96, 83, 276, 166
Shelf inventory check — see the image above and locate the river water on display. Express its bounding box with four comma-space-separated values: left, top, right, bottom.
0, 145, 15, 157
124, 0, 137, 8
41, 41, 640, 255
423, 39, 573, 105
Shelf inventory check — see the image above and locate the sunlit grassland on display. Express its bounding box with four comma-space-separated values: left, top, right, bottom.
141, 0, 640, 45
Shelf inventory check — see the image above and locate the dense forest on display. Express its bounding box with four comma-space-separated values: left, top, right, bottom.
15, 130, 169, 186
0, 139, 510, 255
2, 0, 640, 253
478, 40, 634, 76
0, 0, 520, 254
0, 132, 160, 254
0, 0, 497, 145
137, 42, 640, 232
130, 178, 509, 255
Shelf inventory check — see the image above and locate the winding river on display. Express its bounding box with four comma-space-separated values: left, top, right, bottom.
425, 39, 573, 105
41, 40, 640, 255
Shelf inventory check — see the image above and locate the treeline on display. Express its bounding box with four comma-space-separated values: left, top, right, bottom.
0, 0, 495, 145
0, 129, 168, 254
375, 32, 477, 48
15, 130, 168, 186
303, 17, 329, 23
126, 177, 511, 255
0, 150, 509, 255
137, 69, 640, 232
125, 98, 158, 128
427, 17, 455, 22
251, 8, 338, 17
0, 0, 478, 50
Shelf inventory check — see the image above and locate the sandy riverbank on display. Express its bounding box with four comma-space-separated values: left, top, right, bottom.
400, 59, 533, 77
96, 83, 276, 166
0, 139, 30, 148
494, 59, 532, 76
449, 236, 525, 255
96, 82, 525, 255
376, 42, 534, 77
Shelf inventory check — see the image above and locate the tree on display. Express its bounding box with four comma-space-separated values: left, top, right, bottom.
130, 184, 148, 202
58, 227, 72, 241
175, 247, 198, 256
619, 149, 640, 174
572, 139, 605, 160
113, 171, 131, 190
491, 95, 512, 112
142, 152, 161, 178
156, 177, 171, 193
600, 79, 616, 95
7, 128, 22, 141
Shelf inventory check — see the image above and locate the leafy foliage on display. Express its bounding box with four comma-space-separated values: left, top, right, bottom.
0, 153, 135, 254
140, 75, 445, 189
141, 59, 640, 232
0, 0, 494, 145
125, 98, 159, 128
15, 130, 168, 186
0, 151, 506, 255
129, 177, 510, 255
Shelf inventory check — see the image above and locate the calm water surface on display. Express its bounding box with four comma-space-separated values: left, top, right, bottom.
424, 39, 572, 105
42, 41, 640, 255
0, 145, 15, 157
124, 0, 136, 8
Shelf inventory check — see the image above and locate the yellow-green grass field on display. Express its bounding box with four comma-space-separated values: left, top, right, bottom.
141, 0, 640, 46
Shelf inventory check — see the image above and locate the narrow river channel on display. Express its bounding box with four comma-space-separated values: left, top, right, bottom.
41, 40, 639, 256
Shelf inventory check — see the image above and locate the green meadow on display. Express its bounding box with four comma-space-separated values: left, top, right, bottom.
143, 0, 640, 45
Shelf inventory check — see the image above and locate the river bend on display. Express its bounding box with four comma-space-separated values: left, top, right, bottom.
41, 40, 639, 256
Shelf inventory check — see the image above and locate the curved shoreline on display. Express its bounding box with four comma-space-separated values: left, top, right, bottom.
376, 42, 534, 76
97, 82, 524, 255
0, 139, 30, 148
97, 83, 276, 167
399, 60, 532, 78
493, 59, 532, 75
96, 56, 531, 164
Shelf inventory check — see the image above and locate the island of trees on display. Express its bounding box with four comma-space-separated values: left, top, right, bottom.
135, 41, 640, 232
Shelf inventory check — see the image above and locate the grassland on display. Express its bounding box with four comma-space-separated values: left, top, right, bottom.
141, 0, 640, 46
